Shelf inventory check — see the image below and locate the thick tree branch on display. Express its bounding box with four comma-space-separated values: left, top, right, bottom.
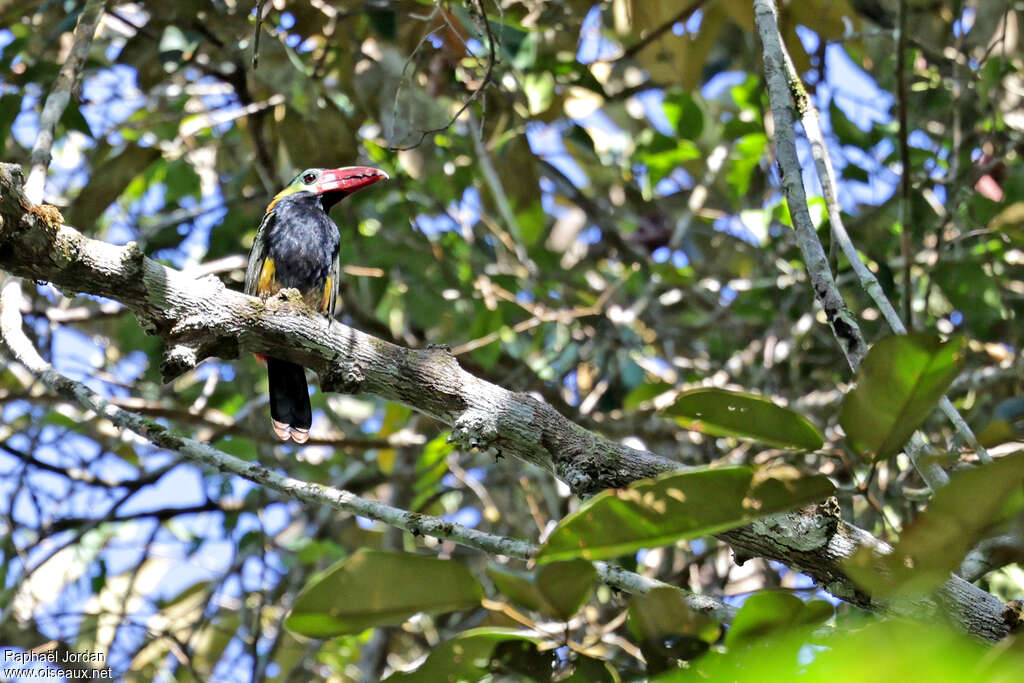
0, 263, 730, 622
0, 162, 1014, 639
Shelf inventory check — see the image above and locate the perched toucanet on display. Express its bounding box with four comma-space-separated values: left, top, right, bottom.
245, 166, 388, 442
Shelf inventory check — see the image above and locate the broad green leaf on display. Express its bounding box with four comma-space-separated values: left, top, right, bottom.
663, 388, 823, 451
536, 466, 835, 563
285, 550, 482, 637
523, 72, 555, 116
385, 628, 541, 682
487, 565, 545, 613
726, 133, 769, 198
678, 619, 1024, 682
487, 560, 597, 620
846, 452, 1024, 596
629, 587, 720, 670
624, 382, 673, 411
839, 334, 966, 460
663, 92, 704, 140
635, 132, 702, 185
932, 264, 1006, 336
536, 560, 598, 620
724, 591, 832, 648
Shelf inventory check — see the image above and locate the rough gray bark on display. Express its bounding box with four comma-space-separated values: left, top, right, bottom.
0, 162, 1016, 640
752, 0, 950, 490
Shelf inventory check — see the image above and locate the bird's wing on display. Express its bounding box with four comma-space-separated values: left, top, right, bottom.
245, 210, 275, 297
326, 245, 341, 318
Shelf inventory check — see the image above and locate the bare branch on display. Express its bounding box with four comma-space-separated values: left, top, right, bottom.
754, 0, 954, 491
755, 0, 989, 466
609, 0, 709, 63
24, 0, 107, 203
0, 268, 730, 622
387, 0, 497, 151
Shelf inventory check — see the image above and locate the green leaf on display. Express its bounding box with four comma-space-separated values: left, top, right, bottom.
724, 591, 831, 648
628, 586, 720, 651
536, 466, 835, 563
523, 72, 555, 116
662, 388, 823, 451
846, 451, 1024, 596
839, 334, 966, 460
487, 560, 597, 620
535, 560, 598, 620
683, 619, 1024, 682
487, 565, 545, 613
725, 133, 769, 198
516, 202, 547, 246
624, 382, 673, 411
663, 92, 704, 140
635, 132, 701, 185
285, 550, 482, 637
385, 628, 541, 682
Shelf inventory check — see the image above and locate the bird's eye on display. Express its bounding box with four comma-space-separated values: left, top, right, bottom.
302, 172, 318, 184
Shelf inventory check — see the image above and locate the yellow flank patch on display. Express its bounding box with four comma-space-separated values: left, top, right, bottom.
321, 276, 332, 313
258, 258, 278, 294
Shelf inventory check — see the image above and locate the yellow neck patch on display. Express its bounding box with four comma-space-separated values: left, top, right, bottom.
266, 184, 303, 213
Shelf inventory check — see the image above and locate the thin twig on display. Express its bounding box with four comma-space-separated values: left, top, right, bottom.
24, 0, 107, 203
252, 0, 266, 69
897, 0, 913, 330
611, 0, 709, 63
387, 0, 497, 151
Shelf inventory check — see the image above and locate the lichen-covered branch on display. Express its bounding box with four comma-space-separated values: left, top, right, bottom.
752, 0, 950, 491
758, 0, 989, 465
0, 275, 733, 621
24, 0, 107, 203
0, 162, 1014, 639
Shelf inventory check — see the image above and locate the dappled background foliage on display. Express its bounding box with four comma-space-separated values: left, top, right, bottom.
1, 0, 1023, 680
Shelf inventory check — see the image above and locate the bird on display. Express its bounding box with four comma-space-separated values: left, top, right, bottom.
245, 166, 388, 443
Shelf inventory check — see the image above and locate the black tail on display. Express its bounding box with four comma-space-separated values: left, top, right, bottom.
267, 358, 311, 442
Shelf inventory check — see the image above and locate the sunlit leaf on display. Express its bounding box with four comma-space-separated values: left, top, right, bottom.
487, 559, 597, 620
840, 334, 965, 460
285, 550, 482, 637
624, 382, 673, 410
846, 452, 1024, 596
663, 92, 704, 140
679, 619, 1024, 682
385, 628, 542, 682
537, 466, 835, 563
724, 591, 832, 648
663, 388, 823, 451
